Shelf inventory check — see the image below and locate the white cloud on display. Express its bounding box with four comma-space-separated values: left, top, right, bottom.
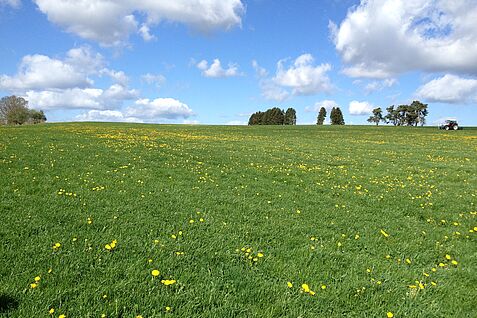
364, 78, 396, 93
252, 60, 268, 78
256, 54, 333, 101
416, 74, 477, 103
34, 0, 245, 46
225, 120, 247, 125
349, 100, 374, 115
0, 46, 107, 92
305, 100, 339, 112
138, 24, 156, 41
24, 84, 138, 110
273, 54, 332, 95
142, 73, 166, 87
196, 59, 240, 78
75, 110, 142, 123
331, 0, 477, 78
126, 98, 193, 119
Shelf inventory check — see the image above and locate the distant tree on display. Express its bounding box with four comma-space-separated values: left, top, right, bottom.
367, 107, 383, 126
284, 108, 297, 125
0, 95, 30, 125
410, 100, 428, 126
316, 107, 326, 125
263, 107, 285, 125
384, 105, 399, 126
330, 107, 345, 125
248, 111, 264, 125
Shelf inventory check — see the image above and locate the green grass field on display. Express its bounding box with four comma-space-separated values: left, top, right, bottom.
0, 123, 476, 317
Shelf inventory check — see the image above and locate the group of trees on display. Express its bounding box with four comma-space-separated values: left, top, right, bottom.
316, 107, 345, 125
0, 95, 46, 125
367, 101, 428, 126
248, 107, 296, 125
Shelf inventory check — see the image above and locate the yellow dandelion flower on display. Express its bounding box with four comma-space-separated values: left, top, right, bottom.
59, 314, 66, 318
165, 306, 172, 312
287, 282, 293, 288
257, 252, 264, 258
49, 308, 54, 314
445, 254, 451, 260
189, 219, 195, 224
301, 284, 310, 293
34, 276, 41, 282
387, 312, 394, 318
199, 218, 204, 222
161, 279, 176, 286
431, 281, 437, 286
321, 284, 327, 290
171, 234, 177, 239
136, 316, 143, 318
30, 283, 38, 289
105, 244, 112, 250
151, 269, 160, 277
309, 290, 316, 296
405, 258, 411, 265
48, 268, 52, 274
451, 260, 458, 265
380, 229, 390, 238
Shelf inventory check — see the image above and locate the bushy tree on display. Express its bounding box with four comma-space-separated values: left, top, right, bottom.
410, 100, 428, 126
249, 107, 288, 125
367, 107, 383, 126
330, 107, 345, 125
384, 101, 428, 126
384, 105, 399, 126
0, 95, 47, 125
316, 107, 326, 125
284, 108, 297, 125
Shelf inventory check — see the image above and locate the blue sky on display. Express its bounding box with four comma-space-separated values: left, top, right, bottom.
1, 0, 476, 125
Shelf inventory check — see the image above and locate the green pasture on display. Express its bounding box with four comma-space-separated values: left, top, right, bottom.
0, 123, 476, 317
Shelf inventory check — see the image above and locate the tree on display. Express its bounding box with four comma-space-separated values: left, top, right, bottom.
367, 107, 383, 126
316, 107, 326, 125
330, 107, 345, 125
384, 105, 399, 126
284, 108, 297, 125
410, 100, 428, 126
29, 109, 47, 124
248, 111, 264, 125
0, 95, 29, 125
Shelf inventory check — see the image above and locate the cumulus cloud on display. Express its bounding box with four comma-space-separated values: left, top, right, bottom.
331, 0, 477, 78
126, 98, 193, 120
416, 74, 477, 103
25, 85, 138, 110
349, 100, 374, 115
75, 110, 142, 123
196, 59, 240, 78
34, 0, 245, 46
364, 78, 397, 94
255, 54, 333, 101
305, 100, 339, 113
274, 54, 332, 95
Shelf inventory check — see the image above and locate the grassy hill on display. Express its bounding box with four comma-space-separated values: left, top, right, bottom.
0, 123, 476, 317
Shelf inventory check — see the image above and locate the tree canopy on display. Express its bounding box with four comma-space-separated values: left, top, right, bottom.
248, 107, 297, 125
0, 95, 47, 125
316, 107, 326, 125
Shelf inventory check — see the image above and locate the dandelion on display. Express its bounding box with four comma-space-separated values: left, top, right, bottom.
301, 284, 310, 293
59, 315, 66, 318
445, 254, 451, 260
161, 279, 176, 286
151, 269, 160, 277
34, 276, 41, 282
287, 282, 293, 288
52, 242, 61, 250
405, 258, 411, 265
105, 244, 112, 250
165, 306, 172, 312
380, 229, 390, 238
451, 260, 458, 265
387, 312, 394, 318
49, 308, 55, 314
189, 219, 195, 224
257, 252, 264, 258
199, 218, 205, 222
321, 284, 327, 290
30, 283, 38, 289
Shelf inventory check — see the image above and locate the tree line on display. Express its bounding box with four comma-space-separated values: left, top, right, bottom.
0, 95, 47, 125
248, 107, 296, 125
367, 101, 428, 126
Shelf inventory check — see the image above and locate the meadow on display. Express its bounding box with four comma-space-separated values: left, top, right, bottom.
0, 123, 476, 317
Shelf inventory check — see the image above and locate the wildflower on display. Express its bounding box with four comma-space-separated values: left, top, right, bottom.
48, 268, 52, 274
34, 276, 41, 282
321, 284, 327, 290
49, 308, 54, 314
380, 229, 389, 238
445, 254, 451, 260
287, 282, 293, 288
161, 279, 176, 286
151, 269, 160, 277
199, 218, 204, 222
405, 258, 411, 265
105, 244, 112, 250
257, 252, 264, 258
301, 284, 310, 293
165, 306, 172, 312
53, 242, 61, 250
59, 315, 66, 318
387, 312, 394, 318
431, 281, 437, 286
30, 283, 38, 289
451, 260, 458, 265
171, 234, 177, 239
189, 219, 194, 224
